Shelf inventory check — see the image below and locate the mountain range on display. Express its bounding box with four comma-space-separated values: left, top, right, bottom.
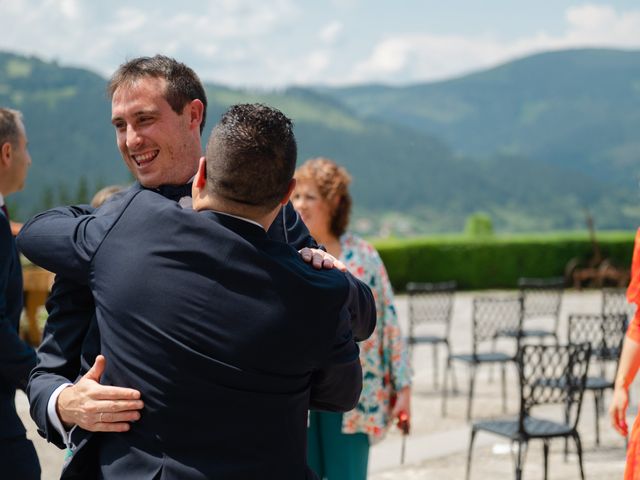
2, 48, 639, 234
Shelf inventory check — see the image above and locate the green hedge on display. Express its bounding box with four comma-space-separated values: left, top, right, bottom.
372, 231, 636, 291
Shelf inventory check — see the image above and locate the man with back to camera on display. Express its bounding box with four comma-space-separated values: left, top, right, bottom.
19, 103, 372, 479
0, 108, 40, 479
25, 56, 375, 476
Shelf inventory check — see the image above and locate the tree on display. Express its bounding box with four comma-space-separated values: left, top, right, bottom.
74, 175, 90, 204
465, 212, 494, 237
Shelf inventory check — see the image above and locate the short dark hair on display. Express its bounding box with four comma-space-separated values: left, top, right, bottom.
108, 55, 208, 133
205, 104, 297, 212
295, 157, 352, 237
0, 108, 23, 147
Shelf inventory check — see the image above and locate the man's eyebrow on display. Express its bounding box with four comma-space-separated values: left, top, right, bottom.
111, 109, 159, 124
133, 109, 159, 117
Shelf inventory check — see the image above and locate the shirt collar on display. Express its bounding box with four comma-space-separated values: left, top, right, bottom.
210, 210, 264, 230
0, 193, 4, 208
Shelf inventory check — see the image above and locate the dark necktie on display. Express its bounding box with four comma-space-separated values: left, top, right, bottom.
1, 204, 8, 220
156, 183, 192, 202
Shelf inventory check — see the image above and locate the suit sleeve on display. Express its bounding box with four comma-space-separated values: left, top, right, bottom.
309, 273, 376, 411
269, 202, 376, 341
309, 303, 363, 412
343, 271, 376, 342
26, 194, 132, 448
267, 201, 318, 249
17, 205, 115, 283
0, 220, 36, 391
27, 277, 96, 448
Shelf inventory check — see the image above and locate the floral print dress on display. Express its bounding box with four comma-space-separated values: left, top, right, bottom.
339, 233, 412, 443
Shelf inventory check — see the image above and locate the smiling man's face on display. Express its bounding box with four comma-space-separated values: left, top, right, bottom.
111, 76, 200, 188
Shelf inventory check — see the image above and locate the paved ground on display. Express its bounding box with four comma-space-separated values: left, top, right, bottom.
17, 289, 634, 479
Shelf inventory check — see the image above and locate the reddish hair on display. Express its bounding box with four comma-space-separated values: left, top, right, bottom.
294, 157, 352, 237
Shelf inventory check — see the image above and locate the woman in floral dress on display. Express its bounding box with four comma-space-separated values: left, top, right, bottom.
293, 157, 412, 480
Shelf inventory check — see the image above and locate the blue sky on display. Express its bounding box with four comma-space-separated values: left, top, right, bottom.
2, 0, 639, 87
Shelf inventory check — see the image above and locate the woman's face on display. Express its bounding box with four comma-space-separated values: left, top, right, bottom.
291, 179, 333, 239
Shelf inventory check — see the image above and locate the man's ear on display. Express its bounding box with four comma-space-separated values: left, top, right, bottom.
191, 157, 208, 210
280, 178, 296, 206
195, 157, 207, 189
0, 141, 12, 167
188, 99, 205, 131
192, 156, 207, 201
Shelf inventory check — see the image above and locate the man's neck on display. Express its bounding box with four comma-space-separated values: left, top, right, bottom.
210, 210, 265, 230
198, 196, 279, 232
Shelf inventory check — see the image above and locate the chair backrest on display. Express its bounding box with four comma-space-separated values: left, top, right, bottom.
518, 277, 564, 321
407, 281, 456, 337
602, 288, 633, 319
568, 313, 627, 364
471, 295, 523, 354
518, 343, 591, 433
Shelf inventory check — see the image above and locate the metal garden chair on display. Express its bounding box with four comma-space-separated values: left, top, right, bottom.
406, 281, 457, 390
567, 313, 627, 446
466, 343, 591, 480
602, 287, 631, 317
443, 295, 523, 421
495, 277, 564, 344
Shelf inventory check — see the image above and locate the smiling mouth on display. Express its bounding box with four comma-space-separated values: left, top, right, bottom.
132, 150, 159, 167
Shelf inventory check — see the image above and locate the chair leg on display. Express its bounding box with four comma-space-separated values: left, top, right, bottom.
467, 364, 477, 421
514, 440, 526, 480
573, 432, 585, 480
442, 357, 451, 417
594, 390, 601, 446
408, 337, 414, 370
466, 428, 477, 480
488, 338, 496, 383
564, 403, 570, 461
501, 363, 507, 413
446, 342, 459, 393
543, 440, 550, 480
433, 343, 439, 390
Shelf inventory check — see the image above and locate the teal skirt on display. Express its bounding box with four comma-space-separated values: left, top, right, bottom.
307, 411, 370, 480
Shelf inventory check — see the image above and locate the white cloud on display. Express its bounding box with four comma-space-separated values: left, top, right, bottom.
0, 0, 301, 80
108, 8, 148, 35
346, 4, 640, 85
0, 1, 639, 87
329, 0, 360, 8
566, 4, 616, 30
563, 4, 640, 47
319, 21, 344, 45
305, 50, 332, 76
59, 0, 80, 20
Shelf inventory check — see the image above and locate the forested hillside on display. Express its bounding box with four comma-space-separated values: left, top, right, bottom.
2, 50, 638, 234
318, 49, 640, 189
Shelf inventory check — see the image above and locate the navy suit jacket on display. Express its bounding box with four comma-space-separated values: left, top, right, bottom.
0, 208, 37, 440
27, 183, 370, 452
19, 188, 375, 479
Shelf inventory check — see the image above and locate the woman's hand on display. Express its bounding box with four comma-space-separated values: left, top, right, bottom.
299, 247, 346, 272
10, 221, 22, 236
391, 386, 411, 433
610, 386, 629, 437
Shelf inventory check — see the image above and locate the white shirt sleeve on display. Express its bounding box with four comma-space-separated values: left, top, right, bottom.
47, 383, 77, 448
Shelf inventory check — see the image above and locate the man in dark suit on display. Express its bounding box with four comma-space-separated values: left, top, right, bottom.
0, 108, 40, 479
26, 56, 370, 463
19, 103, 373, 479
